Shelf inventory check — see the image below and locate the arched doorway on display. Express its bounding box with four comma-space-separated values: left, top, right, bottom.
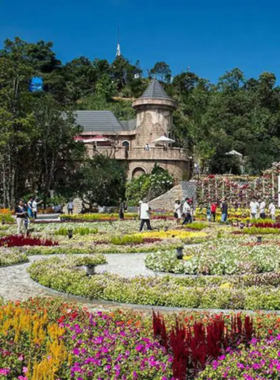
132, 167, 146, 178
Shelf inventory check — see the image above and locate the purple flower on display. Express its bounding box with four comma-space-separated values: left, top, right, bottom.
135, 344, 144, 352
73, 348, 80, 355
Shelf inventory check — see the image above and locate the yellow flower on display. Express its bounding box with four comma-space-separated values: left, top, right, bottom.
219, 283, 232, 289
183, 255, 193, 261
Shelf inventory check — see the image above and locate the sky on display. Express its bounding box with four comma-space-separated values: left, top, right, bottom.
1, 0, 280, 83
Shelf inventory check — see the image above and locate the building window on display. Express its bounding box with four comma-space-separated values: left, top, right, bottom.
122, 141, 130, 151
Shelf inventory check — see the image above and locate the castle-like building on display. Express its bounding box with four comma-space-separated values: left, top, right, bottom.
75, 79, 190, 180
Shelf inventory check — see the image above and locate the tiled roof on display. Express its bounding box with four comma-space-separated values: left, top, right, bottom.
140, 78, 172, 100
120, 119, 136, 131
75, 111, 124, 132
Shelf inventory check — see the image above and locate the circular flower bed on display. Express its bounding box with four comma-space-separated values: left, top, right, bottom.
145, 240, 280, 275
28, 256, 280, 310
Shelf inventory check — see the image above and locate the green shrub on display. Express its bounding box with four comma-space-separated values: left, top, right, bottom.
243, 227, 280, 234
125, 164, 174, 205
54, 227, 98, 236
184, 222, 208, 231
73, 255, 107, 267
110, 235, 144, 245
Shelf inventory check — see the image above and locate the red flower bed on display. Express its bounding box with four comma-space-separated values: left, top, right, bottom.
153, 312, 255, 380
0, 235, 58, 247
254, 222, 280, 229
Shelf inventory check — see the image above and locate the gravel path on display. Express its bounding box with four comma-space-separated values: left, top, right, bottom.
96, 253, 155, 277
0, 256, 53, 302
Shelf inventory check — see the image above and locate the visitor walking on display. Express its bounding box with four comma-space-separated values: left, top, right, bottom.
27, 197, 34, 218
174, 200, 182, 219
221, 199, 228, 223
67, 200, 74, 215
250, 198, 259, 219
139, 199, 152, 231
138, 201, 142, 219
260, 199, 266, 219
182, 198, 192, 225
15, 200, 28, 235
210, 202, 217, 222
32, 197, 43, 219
269, 200, 276, 221
206, 204, 211, 222
119, 198, 125, 220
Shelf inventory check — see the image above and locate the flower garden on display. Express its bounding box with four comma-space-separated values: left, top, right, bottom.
2, 211, 280, 378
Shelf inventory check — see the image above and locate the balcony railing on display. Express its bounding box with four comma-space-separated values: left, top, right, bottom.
91, 145, 189, 161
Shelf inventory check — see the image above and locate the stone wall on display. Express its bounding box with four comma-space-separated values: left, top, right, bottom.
135, 107, 172, 146
63, 198, 83, 214
148, 181, 197, 211
148, 185, 184, 211
128, 159, 189, 180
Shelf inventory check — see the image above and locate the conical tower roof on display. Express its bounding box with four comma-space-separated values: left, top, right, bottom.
133, 78, 177, 110
140, 78, 172, 100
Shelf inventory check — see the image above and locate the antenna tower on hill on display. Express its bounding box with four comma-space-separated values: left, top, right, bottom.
116, 25, 121, 57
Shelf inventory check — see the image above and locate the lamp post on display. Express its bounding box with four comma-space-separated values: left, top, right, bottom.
68, 229, 73, 239
176, 247, 184, 260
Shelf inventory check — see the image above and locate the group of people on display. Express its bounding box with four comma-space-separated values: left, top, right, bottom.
174, 198, 195, 225
250, 198, 276, 220
26, 197, 42, 219
15, 197, 42, 235
205, 200, 228, 223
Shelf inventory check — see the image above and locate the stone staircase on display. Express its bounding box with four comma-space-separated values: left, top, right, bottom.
35, 214, 61, 222
149, 181, 197, 211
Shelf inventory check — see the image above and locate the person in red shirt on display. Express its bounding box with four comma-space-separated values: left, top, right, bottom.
210, 202, 217, 222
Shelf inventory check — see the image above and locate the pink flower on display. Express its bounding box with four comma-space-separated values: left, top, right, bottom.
0, 368, 10, 375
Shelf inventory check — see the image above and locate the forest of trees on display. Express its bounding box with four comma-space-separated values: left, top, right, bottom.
1, 37, 280, 206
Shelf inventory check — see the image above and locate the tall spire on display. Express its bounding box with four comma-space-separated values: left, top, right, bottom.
116, 25, 121, 57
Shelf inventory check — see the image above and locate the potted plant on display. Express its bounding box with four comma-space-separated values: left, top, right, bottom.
74, 255, 107, 276
85, 264, 96, 276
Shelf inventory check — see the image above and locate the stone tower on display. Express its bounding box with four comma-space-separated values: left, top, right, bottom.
132, 78, 177, 146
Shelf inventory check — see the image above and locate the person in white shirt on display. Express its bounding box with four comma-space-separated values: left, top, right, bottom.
259, 200, 266, 219
174, 200, 182, 219
182, 198, 192, 225
250, 198, 259, 219
139, 199, 152, 231
32, 197, 43, 219
269, 201, 276, 221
